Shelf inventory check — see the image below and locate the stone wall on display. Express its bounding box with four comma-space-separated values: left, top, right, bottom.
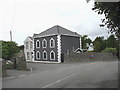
0, 59, 1, 77
0, 59, 7, 77
2, 60, 7, 77
11, 50, 27, 70
64, 52, 118, 63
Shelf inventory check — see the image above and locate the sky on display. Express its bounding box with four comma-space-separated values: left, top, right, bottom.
0, 0, 110, 45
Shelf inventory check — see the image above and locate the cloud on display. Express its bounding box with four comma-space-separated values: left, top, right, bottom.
0, 0, 108, 45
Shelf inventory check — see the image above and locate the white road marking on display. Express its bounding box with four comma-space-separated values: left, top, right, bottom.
18, 75, 26, 77
4, 74, 27, 80
42, 74, 76, 88
5, 77, 15, 79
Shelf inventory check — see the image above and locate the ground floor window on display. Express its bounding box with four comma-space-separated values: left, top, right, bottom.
50, 51, 55, 60
43, 51, 47, 60
36, 51, 40, 59
27, 52, 30, 60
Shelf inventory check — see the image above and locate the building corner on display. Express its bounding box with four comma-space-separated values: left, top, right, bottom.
57, 35, 61, 63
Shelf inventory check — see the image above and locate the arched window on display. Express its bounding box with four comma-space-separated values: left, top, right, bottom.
50, 51, 55, 60
50, 38, 55, 48
43, 51, 47, 60
42, 39, 47, 48
36, 51, 40, 59
36, 40, 40, 48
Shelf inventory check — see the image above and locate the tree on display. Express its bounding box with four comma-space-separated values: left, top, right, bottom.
19, 45, 24, 50
92, 2, 120, 37
106, 35, 118, 48
81, 35, 92, 49
92, 2, 120, 58
0, 41, 20, 59
93, 36, 106, 52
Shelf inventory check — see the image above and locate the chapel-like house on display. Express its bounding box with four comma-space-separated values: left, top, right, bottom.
24, 25, 82, 63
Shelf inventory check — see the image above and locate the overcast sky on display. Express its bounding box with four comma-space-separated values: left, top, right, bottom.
0, 0, 110, 45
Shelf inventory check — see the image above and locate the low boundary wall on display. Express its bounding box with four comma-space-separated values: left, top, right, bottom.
64, 52, 118, 63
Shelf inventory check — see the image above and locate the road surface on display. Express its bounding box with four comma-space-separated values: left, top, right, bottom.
2, 61, 118, 88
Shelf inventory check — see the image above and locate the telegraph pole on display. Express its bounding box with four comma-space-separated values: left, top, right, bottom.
10, 31, 12, 41
10, 0, 17, 42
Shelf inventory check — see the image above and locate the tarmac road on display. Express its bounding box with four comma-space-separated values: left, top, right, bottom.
2, 61, 118, 88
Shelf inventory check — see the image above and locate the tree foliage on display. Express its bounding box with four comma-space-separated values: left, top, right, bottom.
92, 2, 120, 37
19, 45, 24, 50
93, 36, 106, 52
0, 41, 20, 59
102, 47, 117, 53
106, 35, 118, 48
81, 35, 92, 49
93, 35, 118, 52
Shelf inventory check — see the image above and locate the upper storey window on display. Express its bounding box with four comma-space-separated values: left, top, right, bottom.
42, 39, 47, 48
50, 38, 55, 48
30, 41, 33, 49
26, 42, 29, 49
36, 40, 40, 48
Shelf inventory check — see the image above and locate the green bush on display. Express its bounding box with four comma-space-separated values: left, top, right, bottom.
102, 48, 117, 53
0, 41, 20, 59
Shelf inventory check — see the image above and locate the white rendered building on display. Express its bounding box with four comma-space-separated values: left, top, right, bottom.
24, 36, 34, 62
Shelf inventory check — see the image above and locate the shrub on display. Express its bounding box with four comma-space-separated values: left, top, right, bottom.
102, 48, 117, 53
0, 41, 20, 59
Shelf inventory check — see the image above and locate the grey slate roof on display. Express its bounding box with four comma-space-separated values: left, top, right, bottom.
28, 36, 33, 40
33, 25, 81, 38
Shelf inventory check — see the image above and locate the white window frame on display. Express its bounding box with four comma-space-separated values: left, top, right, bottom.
26, 42, 29, 49
42, 39, 47, 48
43, 51, 47, 60
36, 40, 40, 48
30, 41, 33, 49
50, 38, 55, 48
27, 52, 30, 60
50, 51, 55, 60
36, 51, 40, 59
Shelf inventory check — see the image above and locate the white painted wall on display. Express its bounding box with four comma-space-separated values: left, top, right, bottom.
87, 43, 94, 51
24, 36, 34, 62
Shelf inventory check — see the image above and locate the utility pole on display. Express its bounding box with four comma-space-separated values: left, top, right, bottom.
10, 31, 12, 41
86, 0, 90, 3
9, 0, 17, 42
118, 35, 120, 59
